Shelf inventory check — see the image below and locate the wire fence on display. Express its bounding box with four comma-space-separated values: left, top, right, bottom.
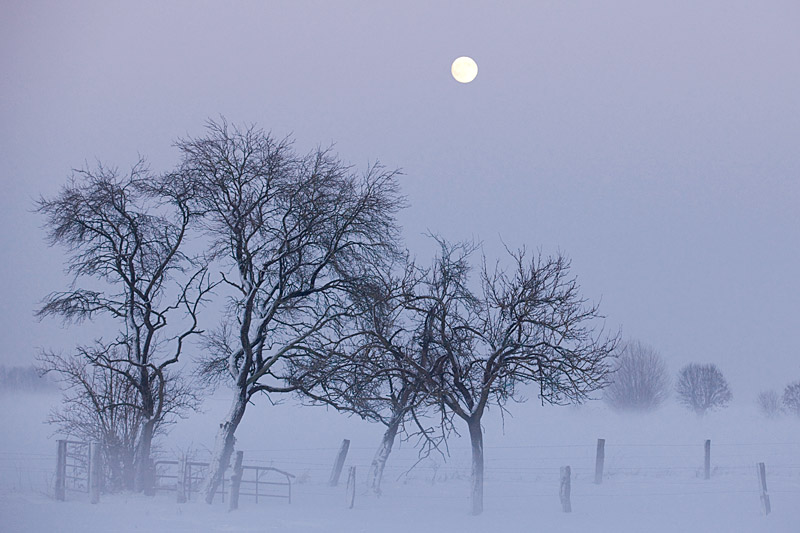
193, 438, 800, 508
4, 438, 799, 510
228, 440, 800, 479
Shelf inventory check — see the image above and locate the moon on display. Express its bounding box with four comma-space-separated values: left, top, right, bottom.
451, 56, 478, 83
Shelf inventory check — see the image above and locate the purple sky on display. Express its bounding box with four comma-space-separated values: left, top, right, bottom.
1, 1, 798, 400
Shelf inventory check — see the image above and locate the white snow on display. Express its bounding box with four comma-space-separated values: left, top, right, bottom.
2, 390, 798, 532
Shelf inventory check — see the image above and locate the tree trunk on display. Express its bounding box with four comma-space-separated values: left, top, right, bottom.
368, 415, 401, 496
467, 416, 484, 516
122, 446, 136, 491
203, 385, 248, 504
133, 419, 155, 493
133, 364, 155, 493
106, 441, 135, 492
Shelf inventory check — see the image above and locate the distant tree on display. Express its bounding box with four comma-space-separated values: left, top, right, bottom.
604, 340, 669, 412
179, 119, 405, 504
782, 381, 800, 417
756, 390, 781, 419
0, 365, 54, 393
36, 161, 212, 491
675, 363, 732, 415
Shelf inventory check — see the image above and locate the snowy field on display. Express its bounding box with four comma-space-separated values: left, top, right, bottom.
1, 390, 799, 532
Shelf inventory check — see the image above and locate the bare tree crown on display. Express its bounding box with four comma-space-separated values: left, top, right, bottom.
181, 119, 405, 396
604, 340, 670, 412
782, 381, 800, 417
36, 160, 212, 491
417, 239, 616, 421
675, 363, 732, 416
171, 119, 407, 503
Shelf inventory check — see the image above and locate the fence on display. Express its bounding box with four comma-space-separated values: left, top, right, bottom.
62, 440, 89, 494
49, 436, 800, 516
54, 440, 88, 500
154, 460, 227, 501
240, 466, 293, 503
152, 458, 293, 505
54, 440, 102, 502
229, 437, 800, 513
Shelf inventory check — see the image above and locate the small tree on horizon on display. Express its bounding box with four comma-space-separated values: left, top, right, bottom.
756, 389, 781, 418
604, 340, 669, 412
0, 365, 55, 393
782, 381, 800, 417
675, 363, 732, 416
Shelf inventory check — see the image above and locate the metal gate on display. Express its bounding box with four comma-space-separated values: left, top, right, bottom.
55, 439, 90, 500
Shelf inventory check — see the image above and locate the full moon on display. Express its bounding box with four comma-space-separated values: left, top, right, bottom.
451, 56, 478, 83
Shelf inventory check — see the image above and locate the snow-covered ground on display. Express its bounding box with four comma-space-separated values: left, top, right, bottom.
2, 390, 798, 532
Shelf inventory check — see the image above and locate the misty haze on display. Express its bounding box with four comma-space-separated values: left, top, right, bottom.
1, 2, 799, 532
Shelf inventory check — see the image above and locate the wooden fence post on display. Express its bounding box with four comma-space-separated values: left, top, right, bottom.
704, 439, 711, 480
329, 439, 350, 487
229, 451, 244, 511
560, 466, 572, 513
55, 440, 67, 501
176, 455, 187, 504
346, 466, 356, 509
756, 462, 771, 515
89, 442, 102, 504
594, 438, 605, 484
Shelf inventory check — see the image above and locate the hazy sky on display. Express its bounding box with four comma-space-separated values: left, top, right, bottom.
1, 1, 798, 400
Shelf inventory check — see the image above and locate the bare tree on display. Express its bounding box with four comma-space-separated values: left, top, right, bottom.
675, 363, 732, 416
38, 346, 194, 491
782, 381, 800, 417
297, 258, 441, 496
756, 389, 781, 419
604, 340, 669, 412
36, 162, 211, 491
177, 119, 404, 504
397, 239, 616, 515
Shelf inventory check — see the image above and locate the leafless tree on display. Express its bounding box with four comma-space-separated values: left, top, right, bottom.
296, 257, 442, 496
604, 340, 669, 412
36, 162, 212, 491
782, 381, 800, 417
38, 346, 194, 491
756, 389, 781, 419
176, 119, 404, 504
675, 363, 732, 416
396, 239, 616, 515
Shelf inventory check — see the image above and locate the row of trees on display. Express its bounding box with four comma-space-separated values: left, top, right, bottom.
37, 119, 616, 514
604, 341, 732, 416
604, 342, 799, 420
756, 382, 800, 419
0, 365, 55, 392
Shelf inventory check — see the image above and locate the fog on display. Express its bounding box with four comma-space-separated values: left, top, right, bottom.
2, 386, 799, 532
1, 1, 799, 531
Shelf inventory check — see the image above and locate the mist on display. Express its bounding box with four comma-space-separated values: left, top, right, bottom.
1, 1, 799, 531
